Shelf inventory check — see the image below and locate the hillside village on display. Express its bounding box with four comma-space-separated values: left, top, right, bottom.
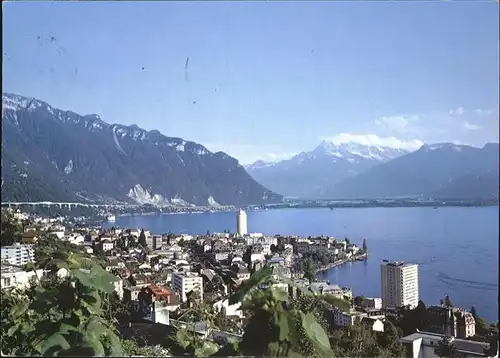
1, 208, 498, 357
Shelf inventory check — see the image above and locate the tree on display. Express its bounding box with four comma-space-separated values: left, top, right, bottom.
398, 304, 429, 336
444, 295, 453, 307
353, 295, 365, 307
302, 258, 316, 283
435, 336, 462, 357
476, 317, 488, 336
187, 289, 202, 307
330, 322, 394, 357
213, 307, 241, 334
243, 246, 252, 266
212, 275, 225, 293
414, 300, 430, 330
138, 229, 147, 247
1, 211, 23, 246
362, 238, 368, 252
344, 237, 350, 245
470, 306, 478, 319
270, 244, 278, 254
377, 320, 406, 357
34, 234, 87, 269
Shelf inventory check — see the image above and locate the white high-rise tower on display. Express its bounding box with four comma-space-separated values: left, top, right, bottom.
381, 260, 419, 310
236, 209, 248, 237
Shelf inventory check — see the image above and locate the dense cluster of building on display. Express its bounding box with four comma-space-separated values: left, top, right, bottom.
1, 208, 497, 358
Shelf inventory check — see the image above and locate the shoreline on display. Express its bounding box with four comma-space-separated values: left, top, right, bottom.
113, 203, 497, 218
314, 253, 368, 274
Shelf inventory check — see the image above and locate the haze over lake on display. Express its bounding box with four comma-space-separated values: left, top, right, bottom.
105, 206, 499, 323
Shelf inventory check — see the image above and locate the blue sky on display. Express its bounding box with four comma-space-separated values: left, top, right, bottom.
3, 1, 498, 164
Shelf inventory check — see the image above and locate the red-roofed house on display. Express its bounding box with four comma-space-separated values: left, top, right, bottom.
138, 284, 181, 318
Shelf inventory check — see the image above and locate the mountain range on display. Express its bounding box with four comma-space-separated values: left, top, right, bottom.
245, 141, 411, 198
1, 93, 282, 206
246, 142, 499, 200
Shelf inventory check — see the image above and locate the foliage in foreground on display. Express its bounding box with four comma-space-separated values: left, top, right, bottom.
1, 249, 123, 356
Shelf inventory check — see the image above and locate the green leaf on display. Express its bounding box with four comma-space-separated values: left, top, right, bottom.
287, 310, 301, 344
301, 312, 333, 356
71, 267, 117, 294
7, 324, 20, 336
82, 334, 105, 357
103, 331, 124, 356
195, 341, 219, 356
58, 323, 79, 335
278, 312, 290, 341
11, 301, 29, 318
267, 341, 281, 356
229, 266, 273, 305
81, 290, 102, 310
39, 333, 71, 355
175, 329, 190, 348
272, 287, 289, 302
85, 316, 110, 337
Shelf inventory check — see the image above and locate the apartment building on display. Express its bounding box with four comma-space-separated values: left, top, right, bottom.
1, 243, 35, 266
381, 261, 419, 310
171, 271, 203, 302
427, 305, 476, 338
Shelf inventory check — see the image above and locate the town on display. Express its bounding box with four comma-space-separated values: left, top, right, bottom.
1, 208, 498, 357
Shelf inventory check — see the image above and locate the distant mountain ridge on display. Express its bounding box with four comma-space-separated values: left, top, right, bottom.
246, 141, 499, 200
324, 142, 499, 199
1, 93, 283, 206
245, 141, 411, 198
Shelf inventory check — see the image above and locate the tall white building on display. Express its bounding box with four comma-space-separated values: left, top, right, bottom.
1, 243, 35, 266
171, 272, 203, 302
236, 209, 248, 237
381, 261, 419, 310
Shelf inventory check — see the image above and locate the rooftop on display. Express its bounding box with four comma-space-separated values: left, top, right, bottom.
147, 284, 173, 296
0, 264, 25, 274
1, 243, 34, 249
382, 260, 417, 268
402, 331, 491, 355
174, 271, 200, 277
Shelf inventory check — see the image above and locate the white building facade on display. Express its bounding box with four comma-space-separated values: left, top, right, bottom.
236, 209, 248, 237
245, 236, 278, 247
171, 272, 203, 302
1, 243, 35, 266
1, 264, 44, 290
381, 261, 419, 310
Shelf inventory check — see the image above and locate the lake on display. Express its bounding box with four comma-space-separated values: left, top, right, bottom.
104, 206, 499, 323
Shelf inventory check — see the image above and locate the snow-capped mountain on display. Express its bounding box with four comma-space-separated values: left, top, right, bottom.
304, 140, 409, 162
244, 160, 278, 171
327, 142, 499, 199
1, 93, 282, 206
245, 141, 413, 198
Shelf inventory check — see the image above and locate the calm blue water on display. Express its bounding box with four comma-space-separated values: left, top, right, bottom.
104, 207, 499, 323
